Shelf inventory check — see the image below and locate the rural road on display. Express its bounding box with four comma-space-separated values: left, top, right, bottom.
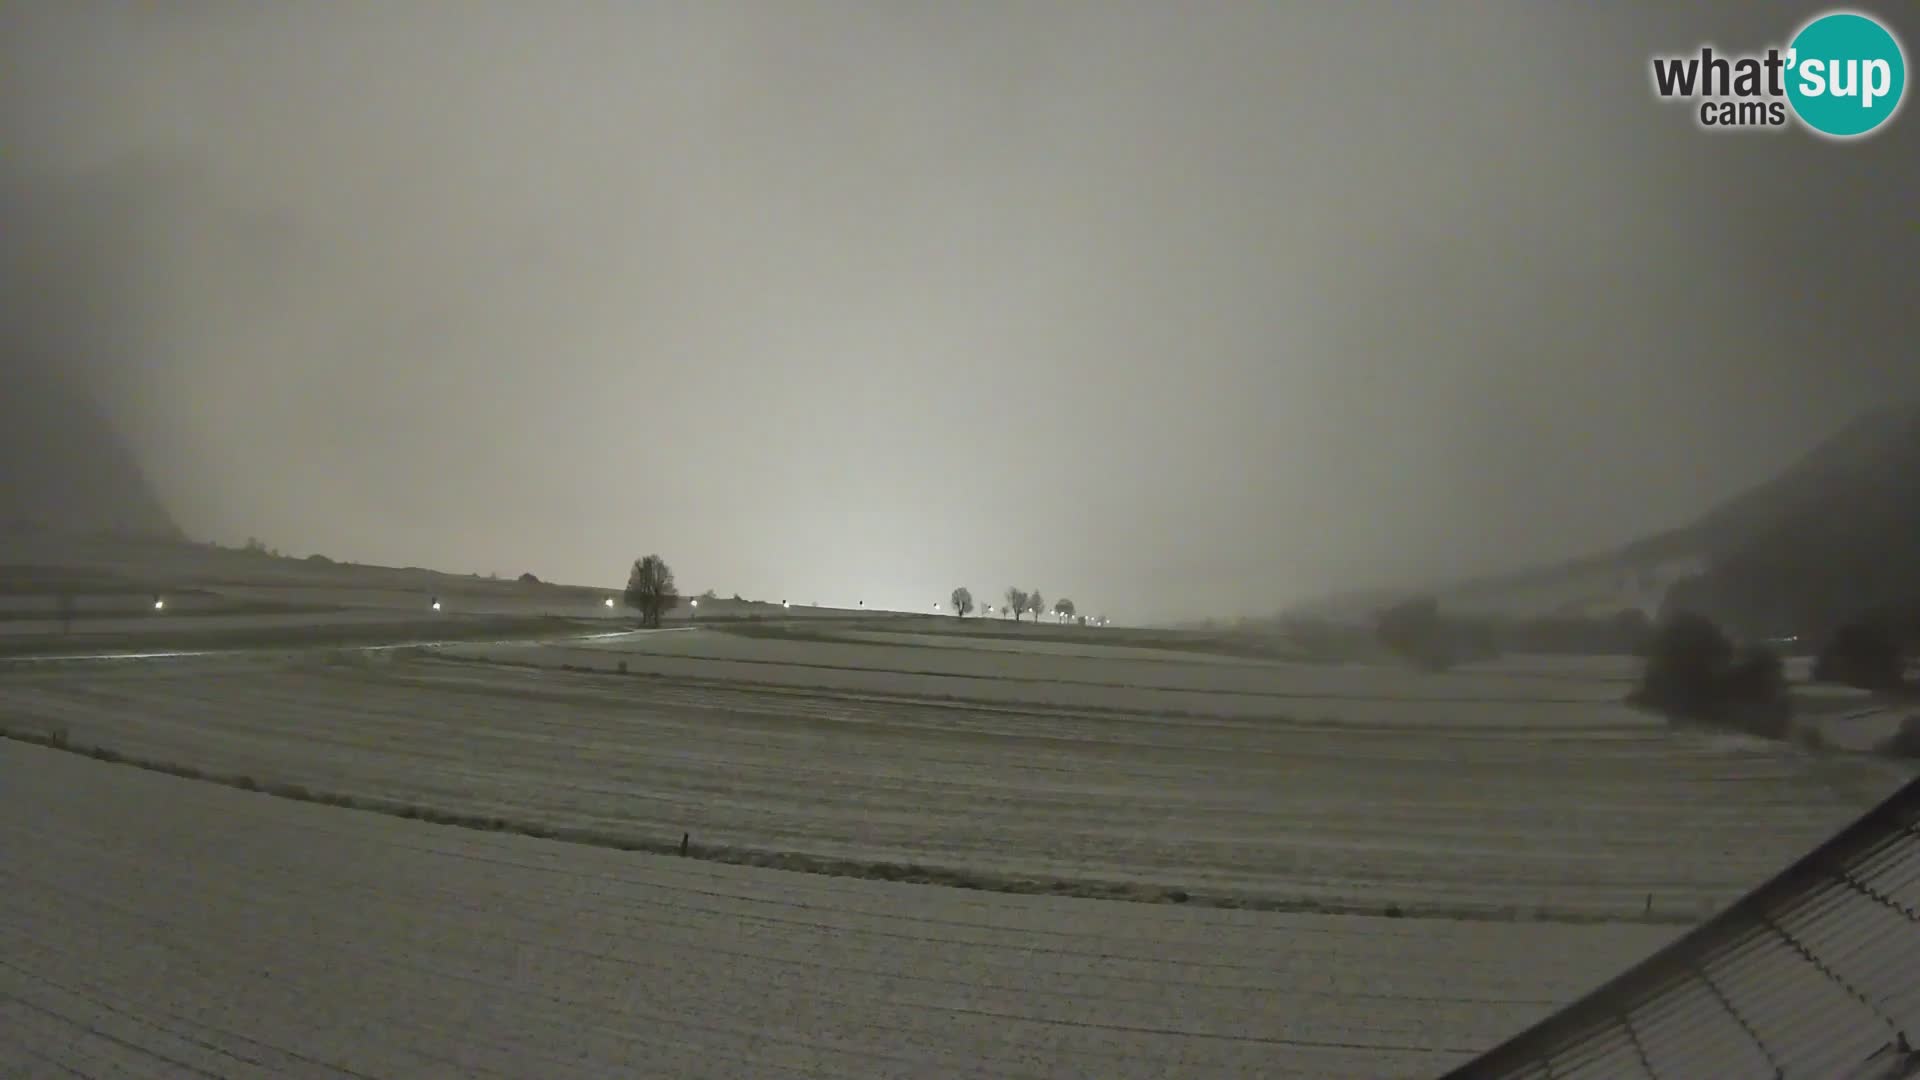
0, 624, 698, 664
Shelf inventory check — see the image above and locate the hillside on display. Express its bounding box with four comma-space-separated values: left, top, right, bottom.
0, 361, 180, 540
2, 172, 181, 541
1299, 402, 1920, 637
1634, 402, 1920, 563
1659, 402, 1920, 637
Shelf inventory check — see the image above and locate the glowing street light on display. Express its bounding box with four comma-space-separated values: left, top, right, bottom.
152, 595, 165, 611
430, 597, 442, 611
604, 597, 615, 608
691, 598, 699, 608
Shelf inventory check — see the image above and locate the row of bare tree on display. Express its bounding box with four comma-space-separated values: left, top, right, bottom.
948, 586, 1079, 623
624, 555, 1098, 628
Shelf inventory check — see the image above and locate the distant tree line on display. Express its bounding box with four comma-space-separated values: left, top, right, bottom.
1624, 605, 1915, 752
1812, 620, 1908, 690
1359, 596, 1655, 670
1627, 613, 1791, 738
943, 585, 1091, 625
1348, 589, 1914, 752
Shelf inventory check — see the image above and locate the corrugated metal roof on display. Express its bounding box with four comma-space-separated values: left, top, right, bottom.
1441, 775, 1920, 1080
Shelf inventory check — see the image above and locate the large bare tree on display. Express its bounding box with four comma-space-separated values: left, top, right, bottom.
624, 554, 679, 628
950, 586, 974, 618
1005, 587, 1028, 622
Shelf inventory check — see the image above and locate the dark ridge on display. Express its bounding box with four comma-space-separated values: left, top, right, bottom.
1325, 400, 1920, 636
1, 169, 182, 541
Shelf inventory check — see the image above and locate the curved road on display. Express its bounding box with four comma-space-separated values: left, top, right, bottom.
0, 624, 695, 664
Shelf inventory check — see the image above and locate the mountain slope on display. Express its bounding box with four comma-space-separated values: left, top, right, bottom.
1383, 402, 1920, 635
1647, 402, 1920, 561
2, 172, 181, 541
1659, 403, 1920, 636
0, 361, 180, 539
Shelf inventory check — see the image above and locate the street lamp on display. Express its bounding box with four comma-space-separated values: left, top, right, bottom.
604, 597, 615, 608
152, 595, 165, 611
430, 597, 442, 611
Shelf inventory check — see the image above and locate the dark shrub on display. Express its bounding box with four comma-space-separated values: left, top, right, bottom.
1632, 613, 1734, 715
1722, 645, 1785, 704
1812, 619, 1906, 690
517, 571, 541, 584
1377, 595, 1453, 670
1720, 645, 1791, 739
1632, 614, 1794, 737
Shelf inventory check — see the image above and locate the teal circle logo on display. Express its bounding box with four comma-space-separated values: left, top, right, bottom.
1786, 11, 1906, 137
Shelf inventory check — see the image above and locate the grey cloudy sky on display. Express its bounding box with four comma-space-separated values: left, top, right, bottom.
5, 1, 1916, 622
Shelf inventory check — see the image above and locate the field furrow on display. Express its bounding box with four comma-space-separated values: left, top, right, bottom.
0, 744, 1680, 1078
3, 645, 1907, 919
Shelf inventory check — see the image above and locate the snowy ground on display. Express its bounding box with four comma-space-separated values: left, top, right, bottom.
3, 541, 1914, 1074
0, 743, 1680, 1079
454, 627, 1643, 724
4, 632, 1909, 920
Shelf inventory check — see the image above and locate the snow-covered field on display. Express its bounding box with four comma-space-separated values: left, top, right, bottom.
452, 627, 1645, 725
827, 627, 1291, 666
3, 631, 1908, 920
0, 742, 1680, 1079
4, 548, 1914, 1074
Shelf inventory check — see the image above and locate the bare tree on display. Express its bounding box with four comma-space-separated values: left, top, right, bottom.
1054, 597, 1075, 622
1029, 589, 1044, 622
1005, 587, 1028, 622
950, 586, 974, 618
624, 554, 679, 628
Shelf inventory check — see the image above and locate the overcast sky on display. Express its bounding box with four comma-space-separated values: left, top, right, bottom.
4, 2, 1916, 622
